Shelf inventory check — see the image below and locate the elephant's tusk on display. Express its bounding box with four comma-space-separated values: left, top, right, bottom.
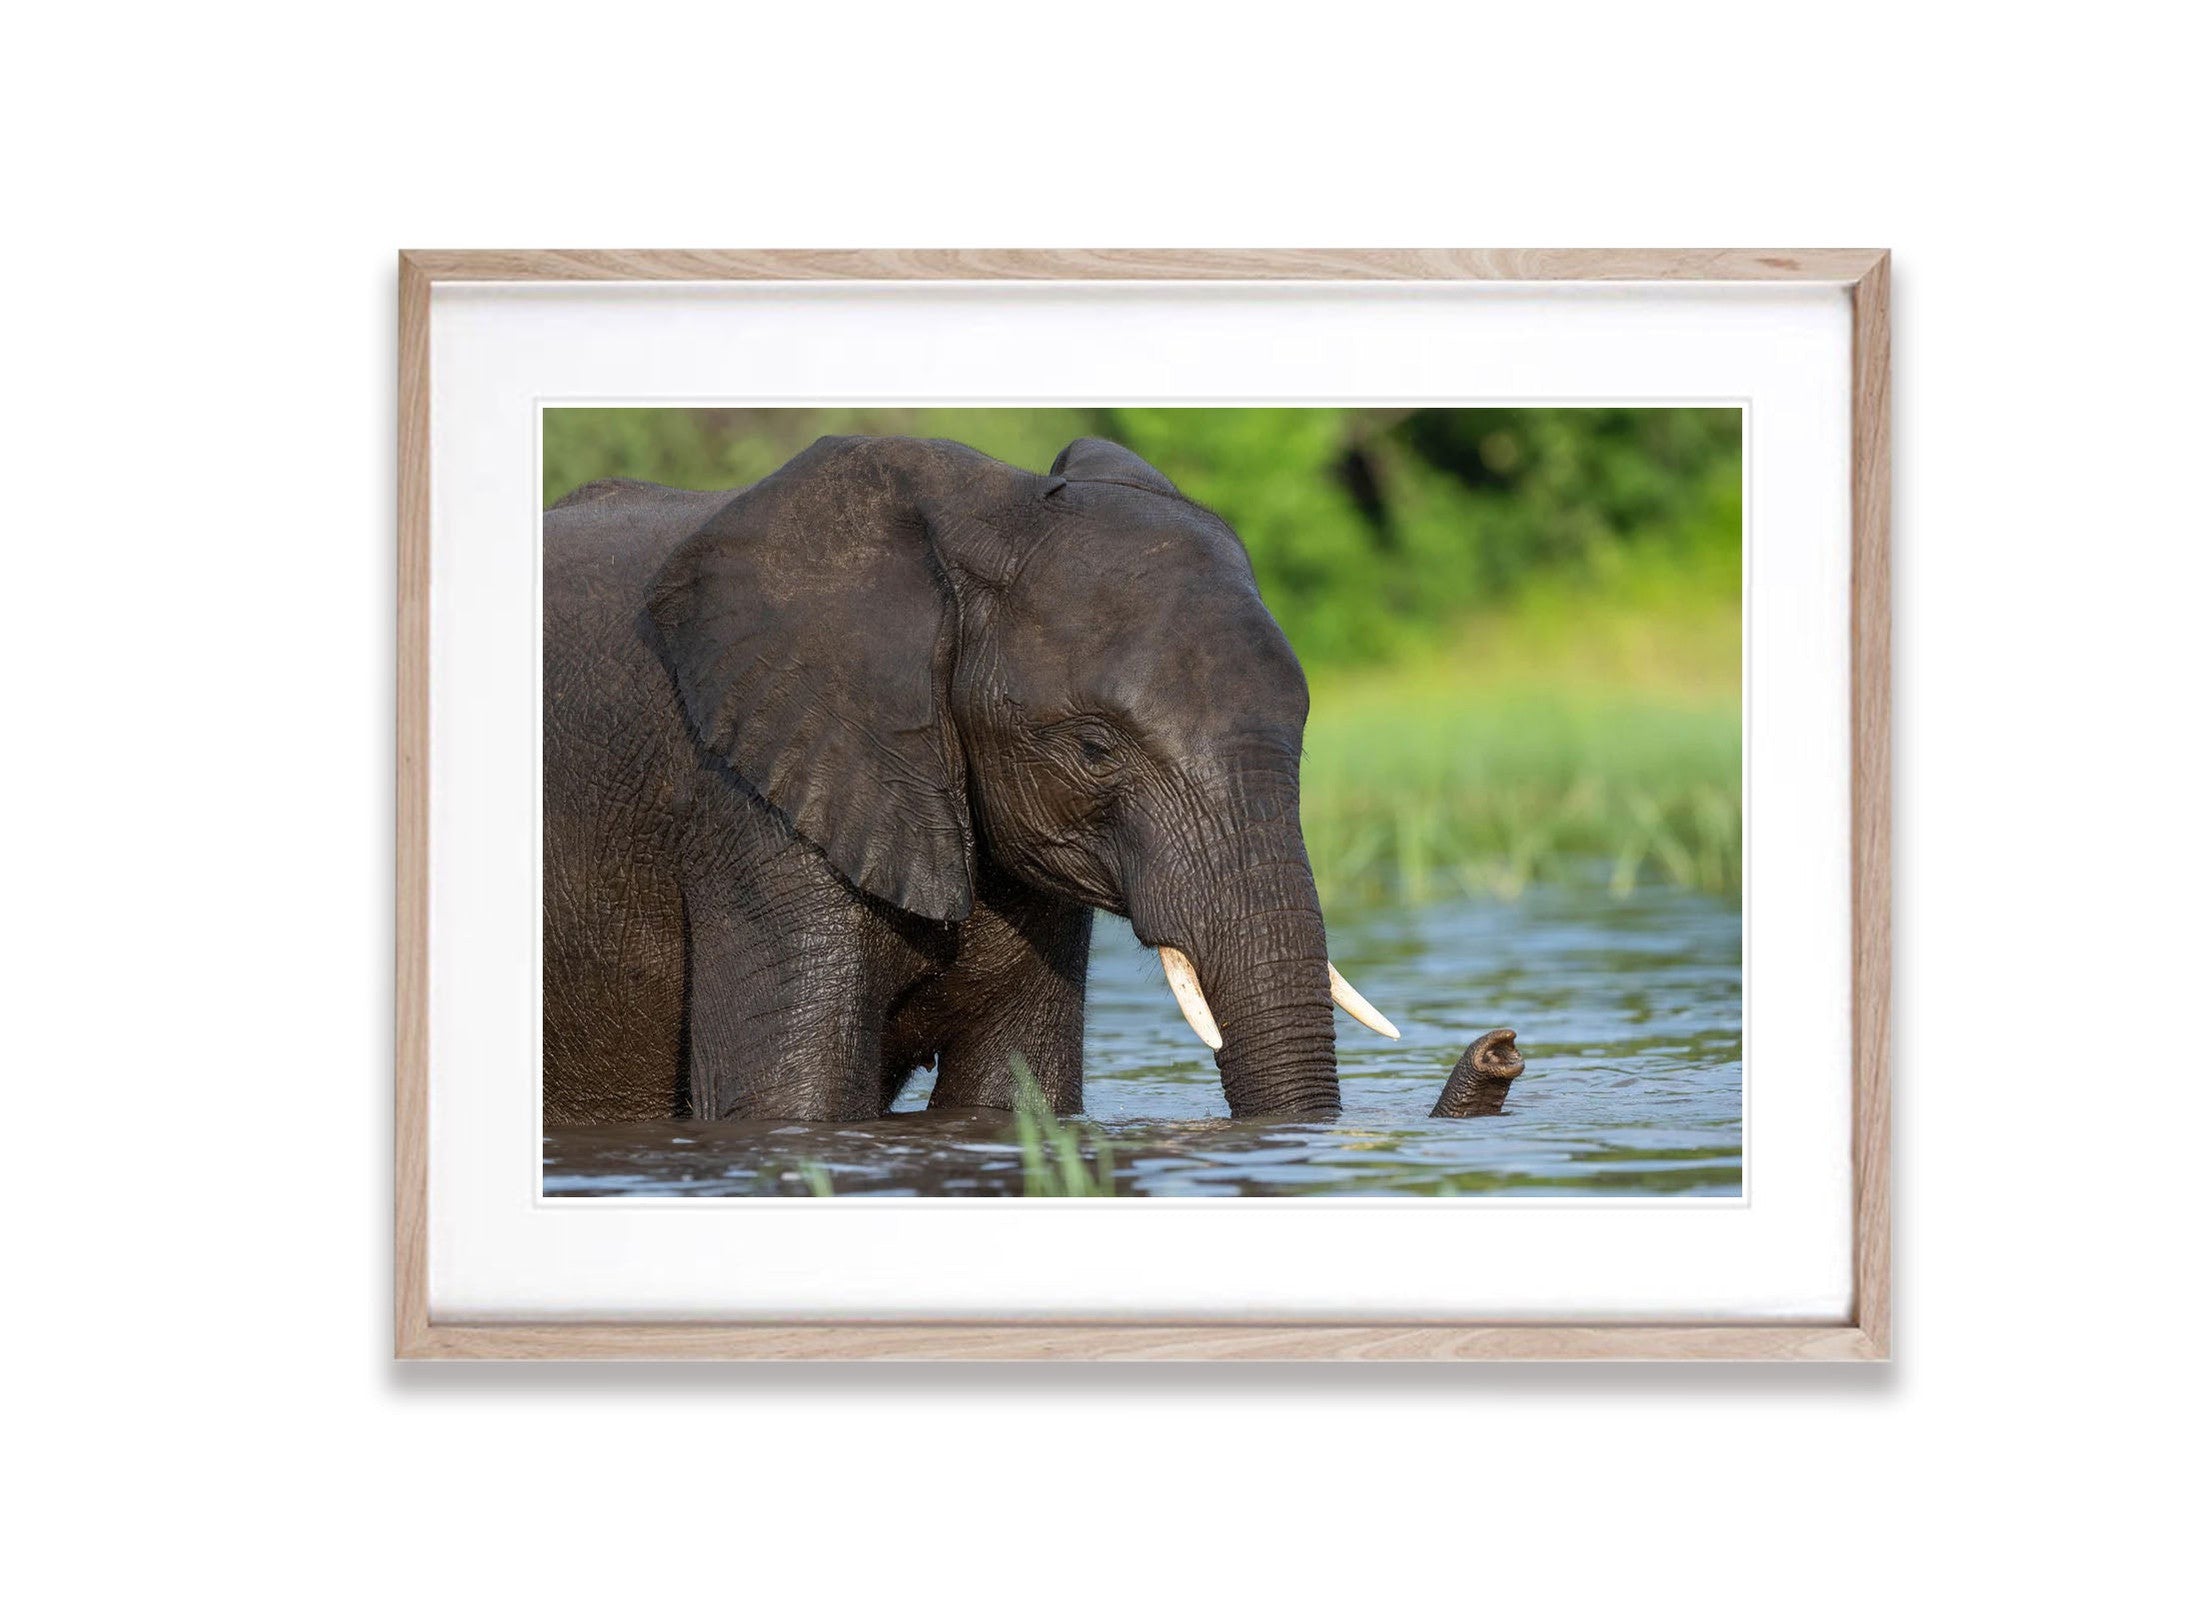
1329, 962, 1401, 1039
1156, 946, 1224, 1052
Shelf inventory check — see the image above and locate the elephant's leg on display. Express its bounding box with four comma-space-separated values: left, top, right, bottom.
681, 872, 917, 1121
923, 873, 1092, 1114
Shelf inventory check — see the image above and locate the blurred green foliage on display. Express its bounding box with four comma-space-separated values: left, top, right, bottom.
544, 406, 1742, 903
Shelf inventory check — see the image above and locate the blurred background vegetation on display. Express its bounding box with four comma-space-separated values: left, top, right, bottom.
545, 407, 1741, 910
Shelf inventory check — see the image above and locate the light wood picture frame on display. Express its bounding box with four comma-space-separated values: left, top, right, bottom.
396, 248, 1890, 1360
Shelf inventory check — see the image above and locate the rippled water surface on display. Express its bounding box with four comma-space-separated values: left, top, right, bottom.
544, 888, 1741, 1198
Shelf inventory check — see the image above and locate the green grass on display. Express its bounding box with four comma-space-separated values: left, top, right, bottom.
1301, 581, 1740, 910
1009, 1055, 1119, 1197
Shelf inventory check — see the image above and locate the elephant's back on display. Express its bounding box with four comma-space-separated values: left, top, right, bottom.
544, 478, 748, 607
542, 478, 754, 773
543, 478, 749, 720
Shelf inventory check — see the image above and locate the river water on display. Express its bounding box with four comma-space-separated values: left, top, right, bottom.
544, 886, 1741, 1199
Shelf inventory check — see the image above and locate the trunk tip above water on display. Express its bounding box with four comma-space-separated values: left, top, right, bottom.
1462, 1028, 1524, 1079
1430, 1028, 1526, 1118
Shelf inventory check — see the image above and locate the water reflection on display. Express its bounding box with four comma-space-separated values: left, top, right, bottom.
543, 887, 1742, 1198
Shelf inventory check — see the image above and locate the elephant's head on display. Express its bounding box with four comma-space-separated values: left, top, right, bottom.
646, 434, 1391, 1118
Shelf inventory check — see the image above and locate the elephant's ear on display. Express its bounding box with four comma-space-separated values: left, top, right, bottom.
1049, 437, 1181, 496
645, 438, 973, 922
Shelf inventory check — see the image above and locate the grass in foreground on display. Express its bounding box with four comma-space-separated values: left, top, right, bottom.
1010, 1055, 1119, 1197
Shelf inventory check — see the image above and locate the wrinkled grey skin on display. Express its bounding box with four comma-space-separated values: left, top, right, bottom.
543, 436, 1339, 1125
1430, 1029, 1525, 1117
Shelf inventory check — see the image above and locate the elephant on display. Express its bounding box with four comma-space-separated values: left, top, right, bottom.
1429, 1029, 1525, 1117
542, 433, 1398, 1126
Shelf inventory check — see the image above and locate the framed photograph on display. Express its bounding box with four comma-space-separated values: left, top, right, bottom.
397, 249, 1889, 1359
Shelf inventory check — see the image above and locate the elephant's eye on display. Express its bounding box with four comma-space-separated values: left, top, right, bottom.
1056, 720, 1123, 773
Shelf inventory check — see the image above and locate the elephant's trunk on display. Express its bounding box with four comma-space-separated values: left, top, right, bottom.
1131, 769, 1343, 1120
1430, 1028, 1525, 1117
1199, 886, 1342, 1118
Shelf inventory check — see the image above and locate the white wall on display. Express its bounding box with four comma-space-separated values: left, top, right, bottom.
8, 3, 2189, 1592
